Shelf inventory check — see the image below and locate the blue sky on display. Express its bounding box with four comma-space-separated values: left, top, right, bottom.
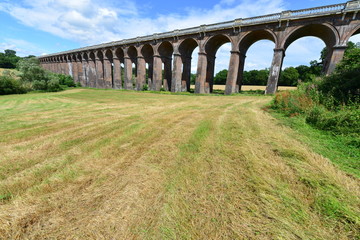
0, 0, 359, 72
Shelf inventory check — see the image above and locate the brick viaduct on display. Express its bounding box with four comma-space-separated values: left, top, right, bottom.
38, 1, 360, 94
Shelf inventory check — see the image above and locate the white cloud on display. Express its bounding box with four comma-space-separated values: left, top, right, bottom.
0, 0, 285, 46
0, 38, 44, 57
2, 0, 354, 73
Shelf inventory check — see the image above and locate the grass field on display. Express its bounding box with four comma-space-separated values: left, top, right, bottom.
0, 89, 359, 239
191, 85, 297, 91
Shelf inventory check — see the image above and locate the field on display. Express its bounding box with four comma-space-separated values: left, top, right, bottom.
191, 85, 297, 91
0, 89, 359, 239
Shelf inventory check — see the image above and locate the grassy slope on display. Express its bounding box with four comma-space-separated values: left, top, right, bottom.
0, 89, 359, 239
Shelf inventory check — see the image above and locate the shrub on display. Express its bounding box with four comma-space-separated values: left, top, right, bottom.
0, 75, 27, 95
306, 106, 360, 134
17, 57, 48, 83
32, 80, 47, 91
48, 79, 63, 92
272, 90, 314, 115
58, 74, 76, 87
142, 84, 148, 91
318, 46, 360, 105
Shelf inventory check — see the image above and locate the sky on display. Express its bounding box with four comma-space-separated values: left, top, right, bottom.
0, 0, 359, 73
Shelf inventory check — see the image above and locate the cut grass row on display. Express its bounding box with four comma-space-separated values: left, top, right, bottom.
0, 89, 358, 239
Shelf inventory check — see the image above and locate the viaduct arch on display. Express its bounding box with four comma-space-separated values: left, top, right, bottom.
39, 1, 360, 95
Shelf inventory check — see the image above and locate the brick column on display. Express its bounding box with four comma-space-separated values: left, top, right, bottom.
88, 58, 97, 88
124, 56, 133, 90
95, 57, 104, 88
195, 52, 207, 94
81, 56, 89, 87
68, 61, 73, 77
113, 57, 122, 89
72, 60, 79, 85
152, 55, 163, 91
205, 55, 215, 94
237, 53, 246, 92
136, 56, 146, 91
77, 60, 84, 85
182, 57, 192, 92
103, 56, 113, 89
171, 53, 182, 92
325, 45, 347, 75
225, 50, 240, 95
266, 48, 285, 94
163, 57, 172, 91
61, 60, 67, 75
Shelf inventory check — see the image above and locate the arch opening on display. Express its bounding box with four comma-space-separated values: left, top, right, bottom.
204, 34, 231, 93
104, 49, 114, 88
158, 41, 173, 91
239, 30, 276, 92
127, 46, 138, 88
243, 40, 274, 91
115, 48, 125, 89
282, 36, 326, 86
141, 44, 154, 89
179, 38, 198, 92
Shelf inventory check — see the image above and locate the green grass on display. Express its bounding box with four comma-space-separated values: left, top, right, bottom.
270, 111, 360, 178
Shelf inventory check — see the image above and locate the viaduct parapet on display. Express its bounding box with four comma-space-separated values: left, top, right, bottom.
38, 1, 360, 94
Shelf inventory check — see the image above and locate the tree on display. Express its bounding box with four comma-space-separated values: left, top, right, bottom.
0, 49, 21, 69
280, 67, 299, 86
214, 69, 228, 85
243, 69, 269, 85
4, 49, 16, 57
190, 73, 196, 84
319, 43, 360, 104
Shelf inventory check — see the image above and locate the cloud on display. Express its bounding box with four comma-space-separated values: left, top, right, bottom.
0, 0, 285, 46
0, 38, 45, 57
4, 0, 344, 72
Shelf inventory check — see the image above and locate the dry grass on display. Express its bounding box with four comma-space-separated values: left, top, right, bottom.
0, 89, 358, 239
190, 85, 297, 91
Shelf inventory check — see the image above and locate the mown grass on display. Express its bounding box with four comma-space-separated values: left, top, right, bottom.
271, 111, 359, 178
0, 89, 359, 239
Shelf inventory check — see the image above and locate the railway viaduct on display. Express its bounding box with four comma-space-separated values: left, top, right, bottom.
38, 1, 360, 94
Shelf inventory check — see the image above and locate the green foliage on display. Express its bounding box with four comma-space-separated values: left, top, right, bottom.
243, 69, 269, 85
279, 67, 299, 86
16, 57, 77, 93
0, 75, 27, 95
17, 57, 47, 83
318, 46, 360, 105
58, 74, 76, 87
190, 74, 196, 85
214, 69, 227, 84
142, 84, 149, 91
0, 49, 21, 69
271, 41, 360, 138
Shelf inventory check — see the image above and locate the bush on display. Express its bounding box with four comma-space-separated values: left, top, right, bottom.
58, 74, 76, 87
306, 106, 360, 134
272, 90, 314, 115
17, 57, 47, 83
32, 80, 47, 91
142, 84, 148, 91
0, 75, 27, 95
318, 45, 360, 105
48, 79, 63, 92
